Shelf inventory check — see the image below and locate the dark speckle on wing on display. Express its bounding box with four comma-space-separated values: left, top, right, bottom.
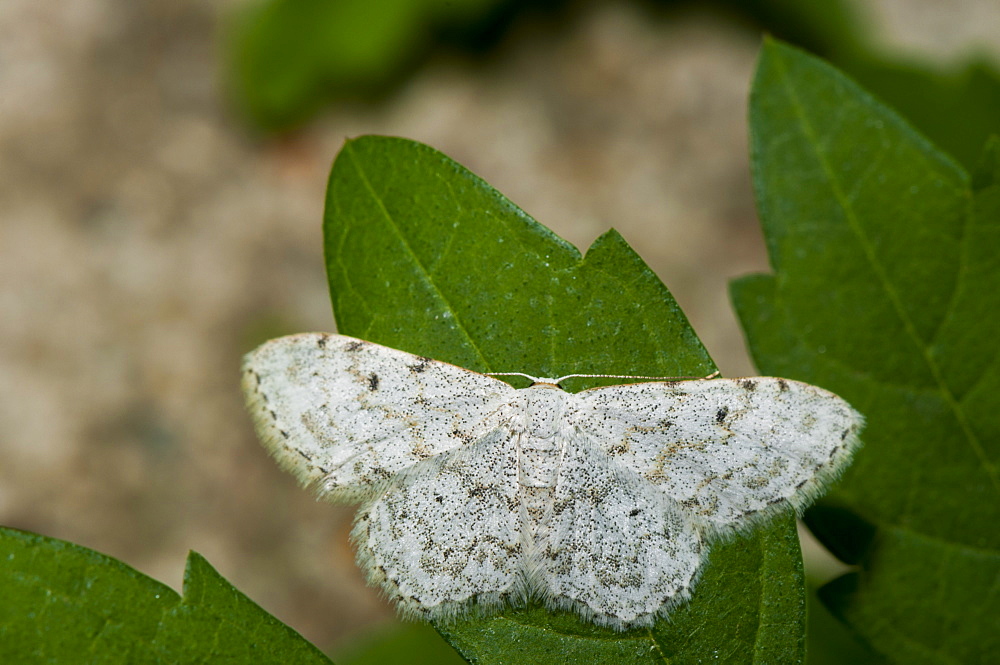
715, 406, 729, 424
409, 357, 432, 374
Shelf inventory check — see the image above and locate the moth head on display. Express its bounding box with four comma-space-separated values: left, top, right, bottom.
487, 372, 565, 389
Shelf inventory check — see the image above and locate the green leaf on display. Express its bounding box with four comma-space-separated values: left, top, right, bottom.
335, 623, 466, 665
0, 527, 332, 664
733, 39, 1000, 664
324, 135, 809, 663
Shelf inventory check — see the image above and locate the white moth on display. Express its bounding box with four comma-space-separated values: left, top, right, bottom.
242, 333, 862, 630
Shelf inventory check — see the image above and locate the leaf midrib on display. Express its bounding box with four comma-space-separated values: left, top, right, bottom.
344, 143, 492, 371
770, 54, 1000, 496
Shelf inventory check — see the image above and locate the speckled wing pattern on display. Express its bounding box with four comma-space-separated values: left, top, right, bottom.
572, 378, 863, 534
242, 333, 863, 631
242, 333, 515, 502
353, 428, 522, 621
533, 433, 703, 627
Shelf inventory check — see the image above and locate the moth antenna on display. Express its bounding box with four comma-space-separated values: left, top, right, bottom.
553, 371, 721, 383
487, 370, 721, 385
487, 372, 544, 382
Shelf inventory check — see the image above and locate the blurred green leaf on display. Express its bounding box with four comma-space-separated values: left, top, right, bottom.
733, 39, 1000, 664
227, 0, 1000, 162
0, 527, 332, 663
324, 135, 809, 663
226, 0, 509, 131
839, 56, 1000, 171
711, 0, 866, 60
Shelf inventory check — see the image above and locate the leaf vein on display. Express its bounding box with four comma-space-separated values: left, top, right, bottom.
344, 145, 492, 370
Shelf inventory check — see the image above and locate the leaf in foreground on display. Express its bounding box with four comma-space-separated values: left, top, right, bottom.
0, 527, 331, 664
323, 134, 808, 663
733, 39, 999, 664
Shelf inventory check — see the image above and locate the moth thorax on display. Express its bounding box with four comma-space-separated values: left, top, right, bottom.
521, 386, 570, 439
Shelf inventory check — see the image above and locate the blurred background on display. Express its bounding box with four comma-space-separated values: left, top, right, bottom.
1, 0, 998, 661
